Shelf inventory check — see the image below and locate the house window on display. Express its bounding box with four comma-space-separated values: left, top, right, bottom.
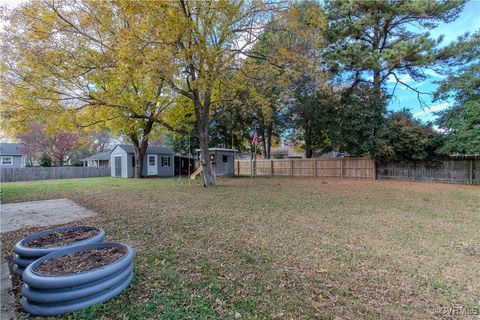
132, 157, 135, 167
149, 156, 156, 166
1, 156, 13, 165
223, 155, 228, 163
162, 157, 170, 167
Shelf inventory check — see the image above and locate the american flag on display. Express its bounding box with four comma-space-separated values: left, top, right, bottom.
252, 131, 258, 145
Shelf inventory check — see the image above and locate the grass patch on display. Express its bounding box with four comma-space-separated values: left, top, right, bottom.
1, 177, 479, 319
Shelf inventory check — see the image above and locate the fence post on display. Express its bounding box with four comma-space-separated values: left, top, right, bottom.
469, 159, 473, 185
340, 158, 344, 179
372, 159, 376, 180
314, 159, 318, 178
270, 159, 273, 176
291, 159, 294, 176
237, 161, 240, 176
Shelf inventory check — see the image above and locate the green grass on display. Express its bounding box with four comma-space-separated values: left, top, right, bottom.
1, 177, 479, 319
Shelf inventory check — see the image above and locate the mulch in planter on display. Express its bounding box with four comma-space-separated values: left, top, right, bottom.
25, 228, 99, 248
35, 247, 126, 276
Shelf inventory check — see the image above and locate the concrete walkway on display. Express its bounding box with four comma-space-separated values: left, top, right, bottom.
1, 198, 97, 233
0, 198, 98, 319
1, 254, 16, 320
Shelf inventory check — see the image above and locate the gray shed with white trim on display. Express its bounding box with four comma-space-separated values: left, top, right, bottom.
195, 148, 237, 177
110, 145, 174, 178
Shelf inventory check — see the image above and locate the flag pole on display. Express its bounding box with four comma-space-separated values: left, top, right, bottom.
254, 141, 257, 177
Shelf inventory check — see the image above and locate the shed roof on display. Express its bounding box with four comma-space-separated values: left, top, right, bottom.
116, 144, 174, 155
195, 148, 238, 152
82, 151, 111, 161
0, 143, 24, 156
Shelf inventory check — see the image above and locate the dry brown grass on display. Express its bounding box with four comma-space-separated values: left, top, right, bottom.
1, 177, 479, 319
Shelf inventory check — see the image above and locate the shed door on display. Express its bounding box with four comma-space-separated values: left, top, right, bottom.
114, 156, 122, 177
147, 154, 158, 176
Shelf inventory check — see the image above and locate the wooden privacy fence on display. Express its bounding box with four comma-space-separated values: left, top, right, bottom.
235, 158, 375, 179
1, 167, 110, 182
377, 159, 479, 185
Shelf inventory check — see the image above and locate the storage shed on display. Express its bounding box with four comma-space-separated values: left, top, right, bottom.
195, 148, 237, 177
111, 145, 174, 178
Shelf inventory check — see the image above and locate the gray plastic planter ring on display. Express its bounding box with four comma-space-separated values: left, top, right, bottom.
13, 254, 35, 268
21, 272, 133, 317
13, 264, 24, 276
22, 263, 133, 304
14, 226, 105, 258
23, 242, 134, 289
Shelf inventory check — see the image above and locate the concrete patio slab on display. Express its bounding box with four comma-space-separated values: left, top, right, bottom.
0, 198, 97, 233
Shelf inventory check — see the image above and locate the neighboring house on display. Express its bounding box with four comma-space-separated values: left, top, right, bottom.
270, 146, 303, 159
195, 148, 237, 176
81, 152, 111, 167
111, 145, 174, 178
0, 143, 26, 169
319, 151, 346, 158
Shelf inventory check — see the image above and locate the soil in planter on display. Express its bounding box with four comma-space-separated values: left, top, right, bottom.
25, 228, 99, 248
35, 247, 126, 276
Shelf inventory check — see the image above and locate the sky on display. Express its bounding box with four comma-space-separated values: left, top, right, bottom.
385, 0, 480, 123
1, 0, 479, 125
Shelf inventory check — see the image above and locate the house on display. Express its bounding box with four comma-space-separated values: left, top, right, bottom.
195, 148, 237, 177
270, 146, 303, 159
111, 145, 174, 178
0, 143, 26, 168
81, 151, 111, 167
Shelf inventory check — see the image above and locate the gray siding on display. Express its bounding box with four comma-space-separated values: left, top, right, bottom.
142, 154, 174, 177
110, 146, 129, 178
0, 155, 24, 169
214, 151, 235, 176
110, 147, 173, 178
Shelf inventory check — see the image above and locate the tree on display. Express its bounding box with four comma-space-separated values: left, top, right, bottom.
373, 110, 443, 165
434, 31, 480, 154
39, 154, 52, 167
16, 123, 79, 166
1, 1, 179, 177
326, 84, 387, 156
326, 0, 465, 101
232, 1, 329, 158
165, 1, 277, 186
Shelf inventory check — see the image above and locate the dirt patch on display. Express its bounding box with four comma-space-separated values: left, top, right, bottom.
35, 247, 126, 276
25, 228, 99, 248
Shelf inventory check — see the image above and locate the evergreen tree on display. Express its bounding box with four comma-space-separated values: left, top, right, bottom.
434, 31, 480, 154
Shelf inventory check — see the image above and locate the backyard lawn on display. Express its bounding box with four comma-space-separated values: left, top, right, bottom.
1, 177, 479, 319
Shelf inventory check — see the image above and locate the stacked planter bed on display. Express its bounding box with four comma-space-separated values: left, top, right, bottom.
21, 242, 134, 316
13, 226, 105, 276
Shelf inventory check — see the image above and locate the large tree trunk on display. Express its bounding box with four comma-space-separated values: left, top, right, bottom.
198, 127, 215, 187
196, 101, 216, 187
260, 128, 267, 158
304, 124, 313, 158
131, 140, 147, 178
129, 119, 153, 179
266, 126, 272, 159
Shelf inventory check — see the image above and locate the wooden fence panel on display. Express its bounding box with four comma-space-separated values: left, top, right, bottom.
376, 159, 479, 184
343, 157, 375, 179
1, 167, 111, 182
235, 158, 477, 184
235, 158, 375, 179
317, 159, 341, 177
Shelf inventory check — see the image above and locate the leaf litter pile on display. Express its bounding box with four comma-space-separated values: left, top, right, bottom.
35, 247, 126, 276
25, 228, 99, 248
